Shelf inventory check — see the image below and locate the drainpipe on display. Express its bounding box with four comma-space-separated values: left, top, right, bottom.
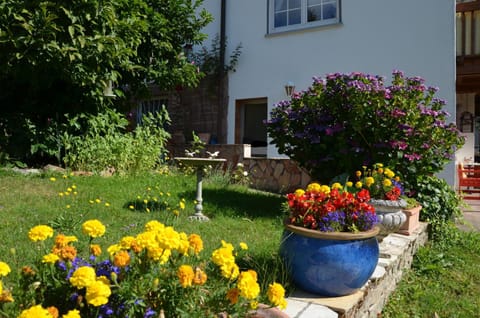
217, 0, 227, 144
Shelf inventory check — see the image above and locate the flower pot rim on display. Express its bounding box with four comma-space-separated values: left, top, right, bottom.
370, 198, 407, 208
284, 223, 380, 240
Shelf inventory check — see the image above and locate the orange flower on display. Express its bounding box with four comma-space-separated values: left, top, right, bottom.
226, 288, 240, 304
177, 265, 194, 288
47, 306, 59, 318
113, 251, 131, 268
193, 267, 207, 285
59, 246, 77, 261
90, 244, 102, 257
188, 234, 204, 255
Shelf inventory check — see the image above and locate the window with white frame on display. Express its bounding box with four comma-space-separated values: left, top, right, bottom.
269, 0, 339, 33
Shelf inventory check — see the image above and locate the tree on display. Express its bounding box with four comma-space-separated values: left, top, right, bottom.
0, 0, 212, 164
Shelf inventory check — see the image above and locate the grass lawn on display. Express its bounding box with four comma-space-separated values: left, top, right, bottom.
0, 168, 289, 294
1, 167, 479, 317
382, 226, 480, 317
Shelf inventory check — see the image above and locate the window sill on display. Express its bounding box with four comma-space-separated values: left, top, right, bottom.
265, 22, 343, 38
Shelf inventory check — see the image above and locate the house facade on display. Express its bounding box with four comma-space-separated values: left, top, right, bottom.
456, 0, 480, 166
197, 0, 457, 184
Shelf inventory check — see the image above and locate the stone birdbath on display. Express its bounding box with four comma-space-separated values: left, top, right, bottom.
174, 157, 227, 221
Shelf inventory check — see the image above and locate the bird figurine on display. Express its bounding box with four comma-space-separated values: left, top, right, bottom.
185, 150, 196, 157
206, 151, 219, 159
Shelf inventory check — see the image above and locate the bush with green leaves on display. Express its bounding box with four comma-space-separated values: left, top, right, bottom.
266, 71, 465, 187
62, 108, 170, 175
413, 175, 463, 239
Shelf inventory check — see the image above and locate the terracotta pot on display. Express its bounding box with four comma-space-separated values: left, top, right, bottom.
397, 205, 422, 235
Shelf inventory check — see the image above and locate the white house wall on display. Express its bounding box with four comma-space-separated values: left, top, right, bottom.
200, 0, 456, 183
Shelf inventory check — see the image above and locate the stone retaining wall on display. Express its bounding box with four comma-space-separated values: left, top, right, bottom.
168, 143, 312, 193
285, 223, 429, 318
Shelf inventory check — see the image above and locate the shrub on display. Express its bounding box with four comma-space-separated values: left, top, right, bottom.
413, 175, 463, 239
266, 71, 465, 186
62, 108, 170, 175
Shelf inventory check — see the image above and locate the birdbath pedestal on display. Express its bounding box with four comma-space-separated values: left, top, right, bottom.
174, 157, 227, 221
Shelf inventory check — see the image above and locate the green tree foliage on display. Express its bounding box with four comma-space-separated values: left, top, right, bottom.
0, 0, 212, 164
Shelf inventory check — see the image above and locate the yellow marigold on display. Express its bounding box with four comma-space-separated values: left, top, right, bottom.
113, 250, 131, 268
193, 267, 208, 285
42, 253, 60, 264
383, 179, 392, 187
177, 265, 195, 288
18, 305, 54, 318
212, 245, 235, 267
144, 220, 165, 232
0, 281, 2, 294
147, 246, 171, 264
250, 301, 258, 309
267, 282, 287, 309
28, 225, 54, 242
47, 306, 59, 318
384, 168, 395, 178
90, 244, 102, 257
82, 219, 106, 238
156, 226, 180, 250
395, 176, 401, 182
306, 182, 321, 192
188, 234, 204, 255
69, 266, 96, 289
377, 167, 384, 174
239, 242, 248, 250
346, 181, 353, 187
62, 309, 81, 318
237, 270, 260, 300
355, 170, 362, 177
355, 181, 363, 188
54, 234, 78, 248
107, 244, 121, 256
135, 231, 157, 250
177, 233, 190, 255
331, 182, 343, 190
85, 280, 111, 306
119, 236, 135, 249
319, 185, 331, 194
226, 288, 240, 304
219, 263, 240, 280
365, 177, 375, 187
0, 262, 10, 277
0, 290, 14, 303
294, 189, 305, 197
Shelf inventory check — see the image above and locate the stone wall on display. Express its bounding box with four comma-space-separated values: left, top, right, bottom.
285, 223, 429, 318
168, 143, 312, 193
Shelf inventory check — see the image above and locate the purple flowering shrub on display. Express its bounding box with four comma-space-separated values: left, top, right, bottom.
266, 71, 465, 186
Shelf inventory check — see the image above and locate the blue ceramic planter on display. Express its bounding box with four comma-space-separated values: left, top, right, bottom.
280, 225, 380, 297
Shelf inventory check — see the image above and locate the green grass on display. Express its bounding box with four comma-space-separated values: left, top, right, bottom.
382, 226, 480, 317
2, 168, 480, 317
0, 168, 289, 291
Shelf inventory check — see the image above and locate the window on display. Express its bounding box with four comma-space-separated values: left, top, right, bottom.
136, 99, 168, 125
269, 0, 339, 33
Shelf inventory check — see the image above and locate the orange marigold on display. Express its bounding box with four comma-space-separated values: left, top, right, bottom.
193, 267, 207, 285
113, 250, 131, 268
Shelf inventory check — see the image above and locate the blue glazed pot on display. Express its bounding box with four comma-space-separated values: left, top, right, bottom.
280, 224, 380, 297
